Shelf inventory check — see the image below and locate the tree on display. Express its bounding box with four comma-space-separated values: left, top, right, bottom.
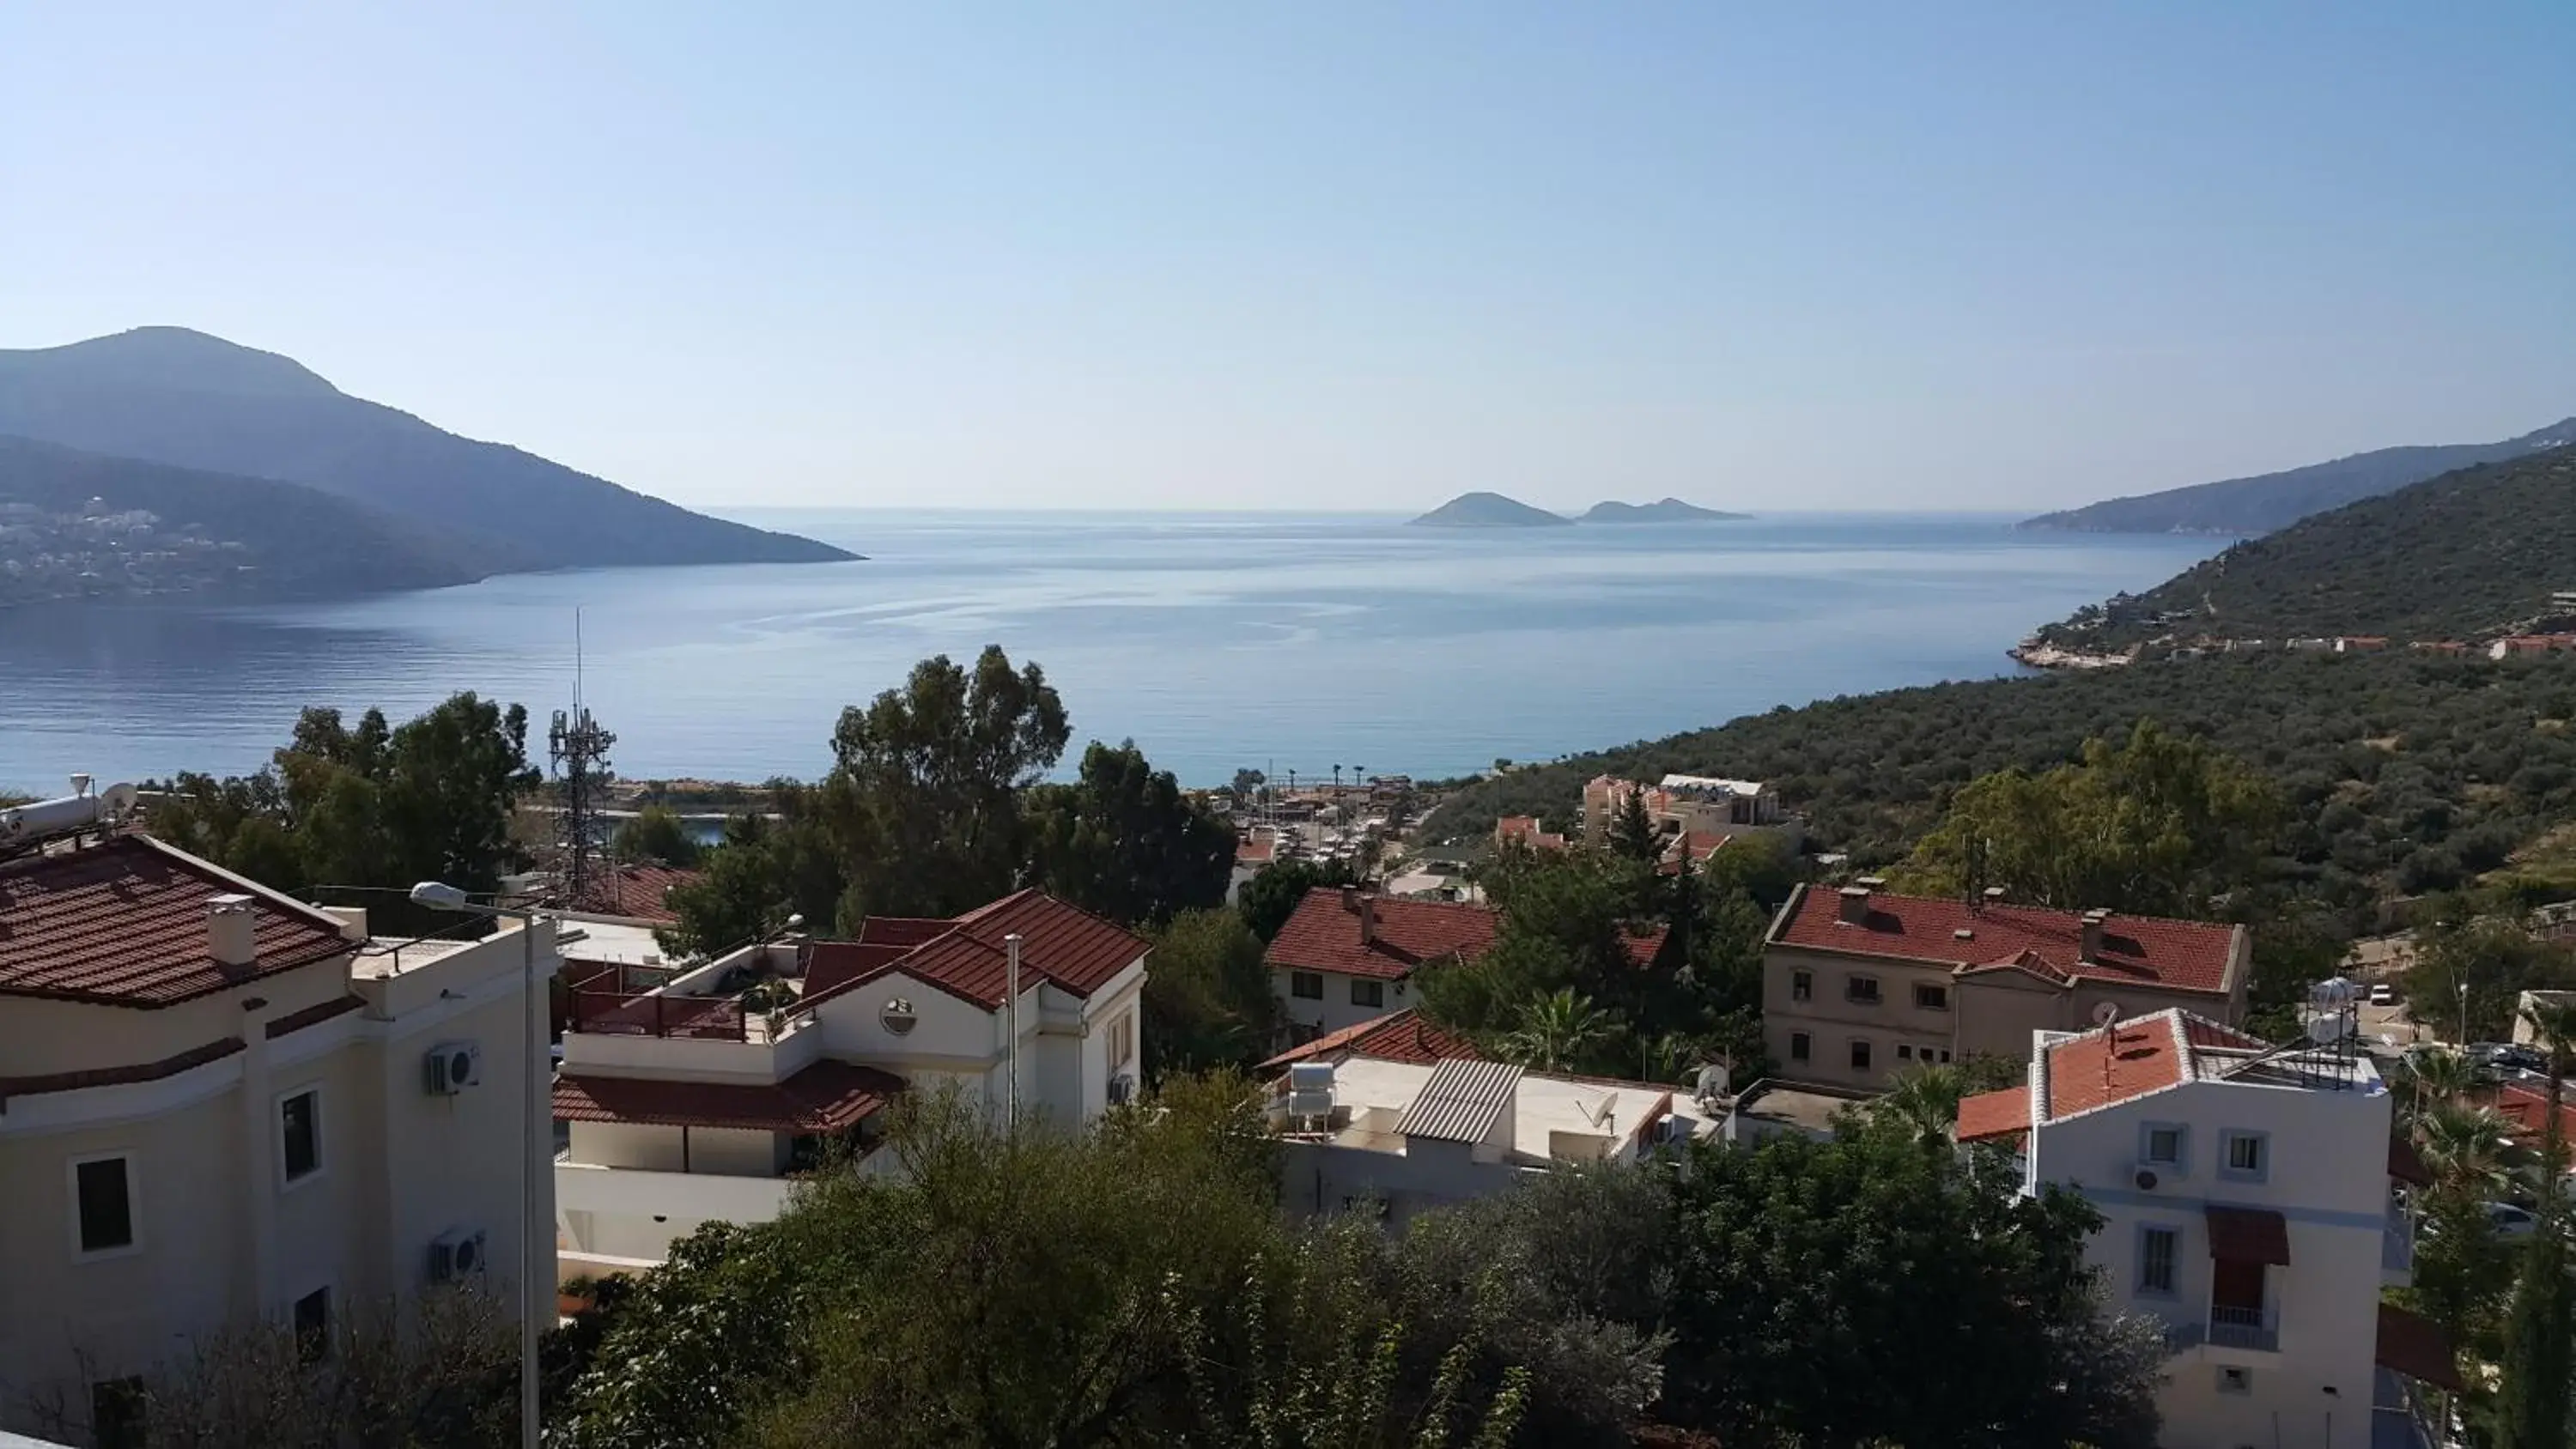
609, 803, 701, 867
658, 787, 848, 960
1662, 1131, 2160, 1448
1237, 858, 1357, 943
1864, 1057, 2026, 1149
1024, 740, 1236, 927
823, 646, 1070, 919
2407, 919, 2576, 1046
1897, 719, 2280, 916
1609, 782, 1660, 863
1498, 988, 1613, 1074
1141, 908, 1279, 1075
1229, 767, 1267, 807
2497, 999, 2576, 1448
148, 694, 539, 935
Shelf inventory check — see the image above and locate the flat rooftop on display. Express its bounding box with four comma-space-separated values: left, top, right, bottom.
1728, 1079, 1874, 1137
1284, 1056, 1717, 1165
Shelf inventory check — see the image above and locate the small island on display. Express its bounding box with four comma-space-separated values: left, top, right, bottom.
1406, 491, 1574, 528
1581, 498, 1749, 524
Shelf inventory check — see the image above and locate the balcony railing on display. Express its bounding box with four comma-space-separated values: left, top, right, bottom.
2209, 1304, 2279, 1352
568, 989, 750, 1041
2161, 1319, 2206, 1356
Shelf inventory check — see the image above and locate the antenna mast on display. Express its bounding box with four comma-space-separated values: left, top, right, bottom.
550, 609, 616, 910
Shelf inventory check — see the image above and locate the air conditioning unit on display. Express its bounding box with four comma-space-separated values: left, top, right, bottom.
1656, 1116, 1698, 1147
424, 1041, 482, 1094
428, 1227, 489, 1283
1107, 1073, 1137, 1106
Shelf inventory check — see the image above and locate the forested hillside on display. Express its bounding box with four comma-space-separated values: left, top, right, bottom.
2022, 414, 2573, 536
2033, 447, 2575, 648
1425, 652, 2576, 903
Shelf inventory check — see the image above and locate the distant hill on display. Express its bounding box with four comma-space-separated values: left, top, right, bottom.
1580, 498, 1747, 524
2022, 415, 2576, 537
2036, 445, 2576, 648
0, 434, 484, 603
1408, 492, 1573, 528
0, 327, 856, 573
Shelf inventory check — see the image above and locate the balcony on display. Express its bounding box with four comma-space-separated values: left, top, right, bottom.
2209, 1304, 2280, 1353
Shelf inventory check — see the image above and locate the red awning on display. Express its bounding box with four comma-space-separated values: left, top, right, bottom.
2388, 1135, 2433, 1187
554, 1059, 904, 1134
2204, 1205, 2291, 1265
2377, 1304, 2463, 1391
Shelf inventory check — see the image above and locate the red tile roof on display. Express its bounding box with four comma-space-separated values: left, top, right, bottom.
1261, 1008, 1485, 1070
2043, 1015, 2190, 1118
1266, 888, 1498, 981
1771, 885, 2240, 997
1955, 1085, 2031, 1143
554, 1059, 905, 1133
571, 863, 701, 925
1495, 816, 1566, 850
2490, 1082, 2576, 1143
804, 890, 1151, 1012
1236, 834, 1276, 865
0, 834, 352, 1006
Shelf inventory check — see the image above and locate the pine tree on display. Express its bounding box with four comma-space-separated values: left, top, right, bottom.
1611, 781, 1661, 863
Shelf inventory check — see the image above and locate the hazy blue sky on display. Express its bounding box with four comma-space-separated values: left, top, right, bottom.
3, 4, 2569, 512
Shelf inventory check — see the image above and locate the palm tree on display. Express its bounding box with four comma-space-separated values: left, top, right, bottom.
2401, 1046, 2480, 1125
1499, 988, 1612, 1074
1874, 1063, 1970, 1149
2417, 1102, 2518, 1201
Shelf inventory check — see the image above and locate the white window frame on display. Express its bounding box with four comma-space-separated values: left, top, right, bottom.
67, 1150, 143, 1261
1107, 1012, 1134, 1071
278, 1084, 326, 1191
1289, 972, 1323, 1000
1351, 979, 1385, 1009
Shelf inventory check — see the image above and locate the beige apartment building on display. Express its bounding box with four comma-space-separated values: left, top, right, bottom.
1760, 880, 2247, 1091
0, 803, 549, 1446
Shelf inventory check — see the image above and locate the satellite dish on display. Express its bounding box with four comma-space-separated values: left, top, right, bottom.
880, 997, 918, 1036
1694, 1063, 1731, 1102
2090, 1000, 2122, 1028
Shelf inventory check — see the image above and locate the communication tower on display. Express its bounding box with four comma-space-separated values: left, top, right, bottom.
550, 613, 616, 908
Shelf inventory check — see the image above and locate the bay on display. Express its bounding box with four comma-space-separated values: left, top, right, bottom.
0, 511, 2221, 795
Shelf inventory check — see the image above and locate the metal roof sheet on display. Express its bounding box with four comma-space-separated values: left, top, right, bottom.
1393, 1058, 1524, 1143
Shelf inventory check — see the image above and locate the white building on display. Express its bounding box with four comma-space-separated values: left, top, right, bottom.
1265, 1053, 1719, 1226
553, 888, 1147, 1266
0, 815, 550, 1447
1955, 1008, 2456, 1449
1263, 888, 1497, 1042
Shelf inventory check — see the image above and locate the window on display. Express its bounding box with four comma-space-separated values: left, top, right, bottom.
2221, 1130, 2269, 1181
1351, 979, 1385, 1009
1938, 1049, 1953, 1063
2139, 1122, 2187, 1171
1913, 983, 1950, 1011
1845, 975, 1881, 1005
74, 1155, 135, 1255
1290, 972, 1323, 1000
1895, 1044, 1914, 1062
1849, 1039, 1873, 1071
2138, 1226, 2178, 1295
90, 1378, 146, 1449
1790, 970, 1813, 1003
1108, 1013, 1134, 1071
281, 1088, 322, 1184
2215, 1365, 2252, 1396
293, 1287, 331, 1363
1789, 1032, 1811, 1062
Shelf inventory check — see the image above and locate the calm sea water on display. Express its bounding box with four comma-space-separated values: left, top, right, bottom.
0, 511, 2221, 795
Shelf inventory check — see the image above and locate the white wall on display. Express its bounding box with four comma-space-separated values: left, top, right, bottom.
1273, 967, 1407, 1039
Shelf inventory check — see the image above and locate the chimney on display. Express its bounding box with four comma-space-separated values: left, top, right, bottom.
2080, 908, 2110, 962
1837, 884, 1873, 925
1358, 894, 1377, 946
1340, 884, 1360, 913
208, 894, 258, 970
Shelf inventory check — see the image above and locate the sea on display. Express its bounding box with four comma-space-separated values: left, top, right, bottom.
0, 511, 2224, 796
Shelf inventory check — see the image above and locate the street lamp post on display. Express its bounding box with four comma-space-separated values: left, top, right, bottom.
2458, 980, 2470, 1047
412, 881, 545, 1449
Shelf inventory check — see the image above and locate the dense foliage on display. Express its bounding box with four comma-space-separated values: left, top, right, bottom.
607, 803, 701, 867
146, 693, 538, 935
1427, 652, 2576, 907
548, 1081, 2161, 1449
1025, 740, 1234, 926
1139, 908, 1280, 1077
2042, 446, 2576, 647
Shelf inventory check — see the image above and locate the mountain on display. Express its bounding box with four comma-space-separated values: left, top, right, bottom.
2034, 444, 2576, 648
0, 328, 856, 573
2021, 415, 2576, 537
0, 433, 485, 603
1407, 492, 1573, 528
1580, 498, 1748, 524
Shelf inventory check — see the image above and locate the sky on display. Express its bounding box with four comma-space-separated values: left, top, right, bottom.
2, 4, 2570, 514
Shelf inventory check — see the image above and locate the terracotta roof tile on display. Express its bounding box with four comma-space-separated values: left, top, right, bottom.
1261, 1008, 1485, 1070
0, 834, 351, 1006
1266, 889, 1498, 981
1771, 885, 2240, 997
803, 890, 1151, 1013
2490, 1082, 2576, 1143
571, 863, 700, 925
1955, 1085, 2031, 1143
554, 1059, 904, 1133
2042, 1014, 2189, 1119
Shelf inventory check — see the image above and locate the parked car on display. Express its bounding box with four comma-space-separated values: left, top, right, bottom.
2487, 1202, 2540, 1239
2369, 983, 2397, 1007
